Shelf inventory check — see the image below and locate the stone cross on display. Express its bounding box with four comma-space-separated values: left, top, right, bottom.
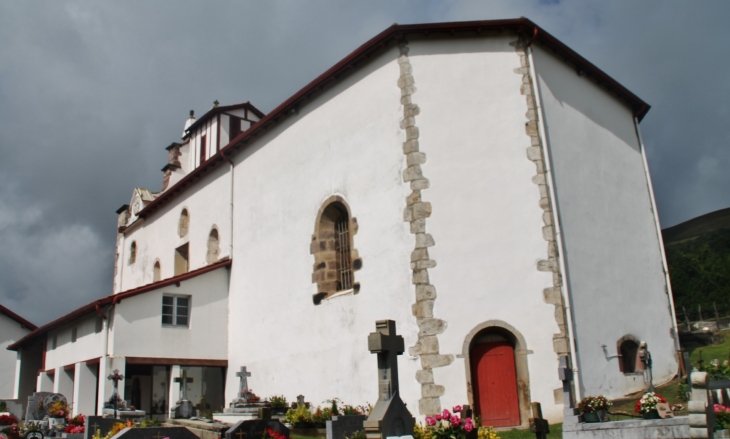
368, 320, 404, 401
558, 355, 579, 425
236, 367, 251, 397
174, 369, 194, 401
528, 402, 550, 439
296, 395, 305, 406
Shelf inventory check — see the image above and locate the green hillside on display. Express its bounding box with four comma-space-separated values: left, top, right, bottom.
664, 207, 730, 321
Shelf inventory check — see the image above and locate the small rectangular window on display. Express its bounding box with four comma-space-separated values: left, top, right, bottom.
175, 243, 189, 276
71, 327, 78, 343
229, 117, 241, 140
162, 295, 191, 327
200, 135, 207, 165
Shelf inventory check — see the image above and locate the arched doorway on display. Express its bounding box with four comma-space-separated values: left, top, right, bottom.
469, 329, 521, 427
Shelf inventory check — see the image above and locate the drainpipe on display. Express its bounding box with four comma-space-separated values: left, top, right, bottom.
527, 45, 582, 399
634, 117, 681, 353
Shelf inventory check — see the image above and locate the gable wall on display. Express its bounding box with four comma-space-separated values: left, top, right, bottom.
407, 35, 562, 422
117, 164, 232, 292
532, 44, 678, 398
110, 267, 228, 359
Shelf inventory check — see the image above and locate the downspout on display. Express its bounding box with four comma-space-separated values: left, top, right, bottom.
527, 44, 582, 399
634, 117, 681, 352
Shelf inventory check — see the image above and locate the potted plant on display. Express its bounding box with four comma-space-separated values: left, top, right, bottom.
423, 406, 476, 439
285, 404, 314, 429
65, 414, 86, 434
312, 406, 332, 428
270, 395, 288, 416
634, 392, 667, 419
578, 395, 612, 422
47, 400, 70, 430
715, 404, 730, 431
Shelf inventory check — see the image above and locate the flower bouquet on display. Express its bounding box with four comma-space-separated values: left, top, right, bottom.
634, 392, 667, 419
65, 414, 86, 434
578, 395, 611, 422
424, 406, 475, 439
715, 404, 730, 430
48, 400, 71, 419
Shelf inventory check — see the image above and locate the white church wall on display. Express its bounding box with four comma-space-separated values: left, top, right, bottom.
44, 315, 105, 372
111, 267, 228, 360
407, 36, 564, 423
118, 163, 231, 292
0, 313, 31, 399
532, 44, 678, 398
226, 45, 421, 411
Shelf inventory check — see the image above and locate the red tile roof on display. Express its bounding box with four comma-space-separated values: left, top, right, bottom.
0, 304, 37, 331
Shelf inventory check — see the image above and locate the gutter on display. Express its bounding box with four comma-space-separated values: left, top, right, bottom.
527, 45, 582, 399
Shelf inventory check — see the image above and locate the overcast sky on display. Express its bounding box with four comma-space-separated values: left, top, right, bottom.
1, 1, 728, 326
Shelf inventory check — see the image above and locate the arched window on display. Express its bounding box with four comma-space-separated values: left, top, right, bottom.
310, 197, 361, 304
178, 209, 190, 238
617, 335, 644, 373
153, 261, 161, 282
129, 241, 137, 265
206, 228, 220, 264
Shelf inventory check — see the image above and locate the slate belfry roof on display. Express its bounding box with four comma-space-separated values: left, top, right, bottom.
133, 17, 650, 221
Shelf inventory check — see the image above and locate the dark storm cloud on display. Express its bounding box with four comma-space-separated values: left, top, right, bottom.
0, 1, 727, 325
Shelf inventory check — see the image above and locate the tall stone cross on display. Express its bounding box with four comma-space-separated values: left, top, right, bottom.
368, 320, 404, 401
174, 369, 194, 401
236, 366, 251, 397
107, 369, 125, 393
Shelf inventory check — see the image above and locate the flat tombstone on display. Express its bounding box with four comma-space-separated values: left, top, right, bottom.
84, 416, 124, 439
225, 419, 289, 439
26, 392, 51, 421
326, 415, 366, 439
110, 427, 199, 439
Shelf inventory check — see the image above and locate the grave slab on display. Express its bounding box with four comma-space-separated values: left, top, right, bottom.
109, 427, 199, 439
85, 416, 125, 439
326, 415, 366, 439
224, 419, 289, 439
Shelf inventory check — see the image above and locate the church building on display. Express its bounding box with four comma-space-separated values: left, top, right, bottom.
8, 18, 680, 428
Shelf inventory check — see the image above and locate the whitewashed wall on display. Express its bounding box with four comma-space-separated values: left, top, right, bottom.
226, 46, 420, 411
117, 164, 232, 292
407, 36, 563, 421
44, 315, 105, 371
110, 267, 228, 360
533, 44, 678, 398
0, 314, 32, 399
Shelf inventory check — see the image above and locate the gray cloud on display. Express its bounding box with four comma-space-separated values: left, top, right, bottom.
0, 0, 728, 325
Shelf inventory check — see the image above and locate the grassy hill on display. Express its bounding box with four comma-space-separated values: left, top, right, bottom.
664, 207, 730, 321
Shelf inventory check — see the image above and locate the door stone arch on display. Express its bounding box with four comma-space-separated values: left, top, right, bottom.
462, 320, 531, 429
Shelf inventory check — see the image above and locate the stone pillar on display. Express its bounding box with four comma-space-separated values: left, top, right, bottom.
56, 367, 75, 401
73, 362, 98, 416
689, 371, 709, 439
37, 371, 54, 392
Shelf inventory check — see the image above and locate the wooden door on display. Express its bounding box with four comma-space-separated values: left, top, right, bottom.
471, 341, 520, 427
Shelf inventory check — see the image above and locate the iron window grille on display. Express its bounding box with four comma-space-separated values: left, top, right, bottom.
335, 217, 353, 291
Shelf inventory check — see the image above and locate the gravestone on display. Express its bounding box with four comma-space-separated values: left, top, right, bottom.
25, 392, 52, 421
326, 415, 366, 439
171, 369, 195, 419
233, 367, 251, 404
363, 320, 414, 439
225, 419, 290, 439
84, 416, 124, 439
222, 367, 272, 420
109, 427, 199, 439
528, 402, 549, 439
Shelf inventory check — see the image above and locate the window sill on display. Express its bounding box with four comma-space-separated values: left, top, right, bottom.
622, 371, 645, 376
162, 324, 189, 329
327, 288, 355, 300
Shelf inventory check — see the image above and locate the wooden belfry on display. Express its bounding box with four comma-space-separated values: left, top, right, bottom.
363, 320, 414, 439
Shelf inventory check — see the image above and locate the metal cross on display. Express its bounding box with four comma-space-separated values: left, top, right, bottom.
235, 430, 245, 439
107, 369, 125, 419
368, 320, 404, 401
91, 422, 100, 435
174, 369, 194, 401
153, 432, 165, 439
236, 366, 251, 397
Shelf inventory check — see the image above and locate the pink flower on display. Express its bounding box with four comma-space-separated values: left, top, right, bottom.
434, 414, 442, 421
453, 405, 462, 413
464, 418, 474, 432
425, 417, 436, 426
442, 409, 451, 419
450, 415, 461, 427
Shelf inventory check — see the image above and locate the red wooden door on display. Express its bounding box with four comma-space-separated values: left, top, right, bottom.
471, 341, 520, 427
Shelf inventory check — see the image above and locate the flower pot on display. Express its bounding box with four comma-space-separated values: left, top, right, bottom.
582, 412, 601, 423
642, 410, 661, 420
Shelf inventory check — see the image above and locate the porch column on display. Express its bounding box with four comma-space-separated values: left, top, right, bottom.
168, 365, 181, 416
73, 362, 98, 416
